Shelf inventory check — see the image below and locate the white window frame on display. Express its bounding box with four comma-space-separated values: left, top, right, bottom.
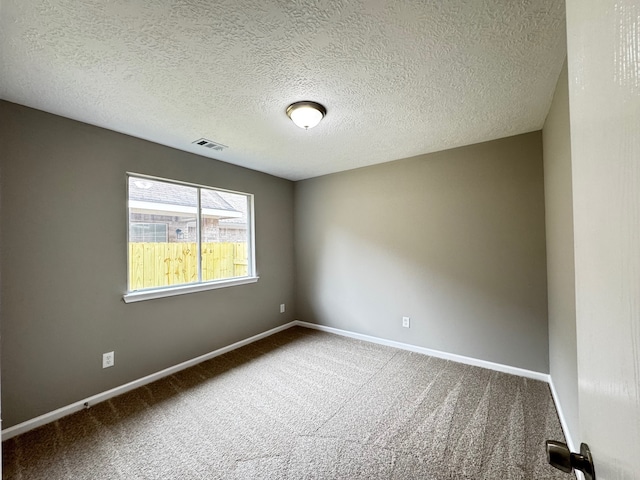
123, 173, 258, 303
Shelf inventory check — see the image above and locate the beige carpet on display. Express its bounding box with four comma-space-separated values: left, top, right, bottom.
2, 326, 574, 479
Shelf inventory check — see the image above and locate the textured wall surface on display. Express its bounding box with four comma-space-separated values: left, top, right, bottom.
566, 0, 640, 477
0, 0, 566, 180
295, 132, 549, 373
542, 60, 579, 448
0, 101, 295, 428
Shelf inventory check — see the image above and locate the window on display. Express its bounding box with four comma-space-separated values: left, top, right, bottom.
124, 174, 256, 303
130, 223, 168, 242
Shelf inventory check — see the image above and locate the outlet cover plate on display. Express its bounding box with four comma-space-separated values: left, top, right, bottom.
402, 316, 410, 328
103, 351, 114, 368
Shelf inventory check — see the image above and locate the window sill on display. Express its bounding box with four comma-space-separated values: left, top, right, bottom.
123, 276, 259, 304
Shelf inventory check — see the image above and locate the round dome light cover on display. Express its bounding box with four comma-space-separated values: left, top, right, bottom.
286, 101, 326, 129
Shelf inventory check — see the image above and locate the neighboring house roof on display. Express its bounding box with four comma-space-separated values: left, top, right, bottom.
129, 178, 236, 211
218, 191, 248, 227
128, 178, 246, 223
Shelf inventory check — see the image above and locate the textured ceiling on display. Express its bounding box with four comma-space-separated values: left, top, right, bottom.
0, 0, 566, 180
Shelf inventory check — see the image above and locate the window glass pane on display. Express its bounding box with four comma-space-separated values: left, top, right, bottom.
128, 177, 198, 291
201, 189, 249, 281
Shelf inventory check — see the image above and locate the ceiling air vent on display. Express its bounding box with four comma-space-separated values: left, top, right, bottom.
192, 138, 228, 151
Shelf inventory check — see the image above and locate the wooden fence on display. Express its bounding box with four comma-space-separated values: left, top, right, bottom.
129, 242, 248, 291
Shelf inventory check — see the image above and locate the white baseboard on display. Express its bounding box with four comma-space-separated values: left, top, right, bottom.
1, 321, 297, 441
548, 377, 583, 479
294, 320, 550, 382
548, 375, 577, 453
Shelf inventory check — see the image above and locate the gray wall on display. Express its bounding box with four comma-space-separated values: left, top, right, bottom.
542, 61, 579, 446
295, 132, 549, 372
0, 101, 296, 427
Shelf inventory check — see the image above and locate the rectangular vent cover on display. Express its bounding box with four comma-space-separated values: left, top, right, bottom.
192, 138, 228, 151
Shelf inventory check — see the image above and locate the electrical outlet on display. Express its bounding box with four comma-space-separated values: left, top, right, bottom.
102, 351, 114, 368
280, 303, 285, 313
402, 316, 410, 328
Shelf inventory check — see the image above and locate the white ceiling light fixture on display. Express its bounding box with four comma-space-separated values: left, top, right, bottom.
286, 101, 326, 129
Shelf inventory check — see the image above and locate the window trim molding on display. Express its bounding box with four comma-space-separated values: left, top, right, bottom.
123, 276, 259, 303
125, 172, 257, 302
